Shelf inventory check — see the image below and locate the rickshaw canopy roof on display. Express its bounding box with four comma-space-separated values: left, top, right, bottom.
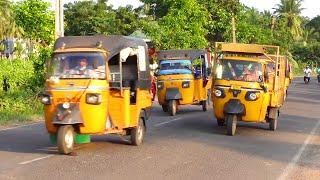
53, 35, 147, 59
157, 49, 208, 61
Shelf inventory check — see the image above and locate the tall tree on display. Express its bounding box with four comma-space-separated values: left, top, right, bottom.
64, 0, 118, 36
305, 16, 320, 42
13, 0, 54, 45
142, 0, 209, 50
114, 5, 140, 35
274, 0, 304, 39
0, 0, 23, 40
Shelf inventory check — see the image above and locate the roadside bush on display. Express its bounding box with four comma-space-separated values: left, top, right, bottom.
0, 46, 51, 125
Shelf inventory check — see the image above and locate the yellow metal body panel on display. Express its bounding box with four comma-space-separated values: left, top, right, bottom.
212, 80, 269, 122
44, 78, 152, 135
44, 79, 109, 134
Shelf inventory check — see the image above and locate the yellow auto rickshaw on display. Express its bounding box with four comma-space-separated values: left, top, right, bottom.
156, 50, 212, 116
40, 35, 153, 154
212, 43, 288, 136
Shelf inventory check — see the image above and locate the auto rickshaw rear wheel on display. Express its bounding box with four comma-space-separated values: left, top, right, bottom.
202, 100, 208, 111
162, 105, 168, 112
217, 119, 225, 126
226, 115, 237, 136
57, 125, 75, 155
131, 118, 146, 146
168, 100, 177, 116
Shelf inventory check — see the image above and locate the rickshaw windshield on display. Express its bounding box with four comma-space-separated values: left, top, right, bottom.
49, 52, 106, 79
216, 59, 263, 82
159, 60, 192, 75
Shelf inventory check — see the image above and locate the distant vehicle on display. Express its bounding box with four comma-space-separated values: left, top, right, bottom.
41, 35, 153, 154
212, 43, 289, 136
156, 49, 212, 116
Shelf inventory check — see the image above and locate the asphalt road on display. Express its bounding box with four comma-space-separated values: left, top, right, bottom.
0, 77, 320, 180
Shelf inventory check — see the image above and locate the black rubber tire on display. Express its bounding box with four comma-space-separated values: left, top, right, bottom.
217, 119, 225, 126
131, 118, 145, 146
162, 105, 168, 112
202, 100, 208, 111
168, 100, 177, 116
269, 110, 278, 131
226, 115, 237, 136
57, 125, 75, 155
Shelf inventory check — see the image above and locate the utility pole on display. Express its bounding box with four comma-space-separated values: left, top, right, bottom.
231, 14, 236, 43
55, 0, 64, 39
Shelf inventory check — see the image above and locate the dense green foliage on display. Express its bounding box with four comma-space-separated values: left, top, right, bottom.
0, 58, 43, 124
0, 0, 23, 40
142, 0, 209, 49
64, 0, 140, 36
13, 0, 54, 45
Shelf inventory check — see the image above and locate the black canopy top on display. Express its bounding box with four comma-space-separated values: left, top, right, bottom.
54, 35, 147, 59
157, 49, 208, 61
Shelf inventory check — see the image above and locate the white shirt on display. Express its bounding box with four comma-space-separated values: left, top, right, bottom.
304, 68, 312, 77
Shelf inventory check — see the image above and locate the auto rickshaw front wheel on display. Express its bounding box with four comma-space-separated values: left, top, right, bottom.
131, 118, 146, 146
168, 100, 177, 116
226, 115, 237, 136
57, 125, 75, 155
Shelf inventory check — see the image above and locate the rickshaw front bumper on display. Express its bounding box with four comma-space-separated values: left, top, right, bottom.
223, 99, 246, 115
52, 103, 84, 125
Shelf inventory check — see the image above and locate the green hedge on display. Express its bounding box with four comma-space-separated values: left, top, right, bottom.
0, 47, 51, 125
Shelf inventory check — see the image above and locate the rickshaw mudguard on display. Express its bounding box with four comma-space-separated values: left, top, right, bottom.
223, 99, 246, 115
50, 133, 90, 144
165, 88, 182, 100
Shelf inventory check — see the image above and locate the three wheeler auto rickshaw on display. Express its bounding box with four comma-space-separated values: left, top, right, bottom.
212, 43, 288, 136
156, 50, 212, 116
40, 35, 153, 154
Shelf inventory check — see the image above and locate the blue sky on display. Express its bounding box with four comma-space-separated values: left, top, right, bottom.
59, 0, 319, 18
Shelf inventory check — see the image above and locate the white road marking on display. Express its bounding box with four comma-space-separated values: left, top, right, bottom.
278, 119, 320, 180
154, 117, 183, 127
18, 155, 54, 165
0, 122, 42, 132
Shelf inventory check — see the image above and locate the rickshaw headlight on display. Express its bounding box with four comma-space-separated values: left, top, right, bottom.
86, 93, 102, 105
40, 95, 51, 105
182, 81, 190, 88
62, 102, 70, 109
157, 82, 164, 90
215, 89, 223, 97
246, 92, 258, 101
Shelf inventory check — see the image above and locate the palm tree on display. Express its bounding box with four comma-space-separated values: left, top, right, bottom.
274, 0, 304, 39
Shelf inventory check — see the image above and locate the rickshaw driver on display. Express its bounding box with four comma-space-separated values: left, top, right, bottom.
70, 58, 95, 76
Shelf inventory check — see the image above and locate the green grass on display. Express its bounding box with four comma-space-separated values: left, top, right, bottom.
0, 91, 43, 126
0, 107, 43, 126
